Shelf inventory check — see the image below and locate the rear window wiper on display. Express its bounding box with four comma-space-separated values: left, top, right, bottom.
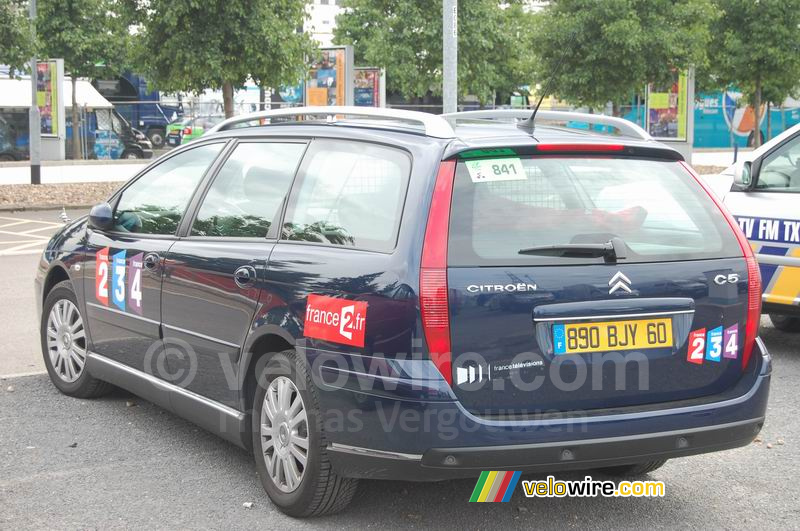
518, 237, 627, 262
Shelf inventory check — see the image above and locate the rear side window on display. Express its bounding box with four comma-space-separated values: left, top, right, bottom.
191, 142, 305, 238
448, 156, 742, 265
282, 139, 411, 252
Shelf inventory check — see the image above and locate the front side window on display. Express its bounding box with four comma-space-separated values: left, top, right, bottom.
282, 140, 411, 252
114, 143, 223, 235
448, 156, 742, 265
758, 135, 800, 192
191, 142, 305, 238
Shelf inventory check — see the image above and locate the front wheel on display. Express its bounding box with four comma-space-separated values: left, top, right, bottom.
41, 280, 113, 398
147, 128, 166, 148
121, 149, 142, 160
252, 349, 358, 517
770, 313, 800, 333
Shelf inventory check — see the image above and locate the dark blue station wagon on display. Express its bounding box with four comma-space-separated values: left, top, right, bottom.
35, 107, 771, 516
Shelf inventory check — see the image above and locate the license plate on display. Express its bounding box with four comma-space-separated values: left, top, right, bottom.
552, 318, 673, 355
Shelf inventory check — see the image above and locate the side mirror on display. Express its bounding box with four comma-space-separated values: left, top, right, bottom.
88, 202, 114, 231
734, 161, 754, 190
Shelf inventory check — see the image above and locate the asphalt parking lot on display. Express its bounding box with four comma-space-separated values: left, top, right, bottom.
0, 208, 798, 529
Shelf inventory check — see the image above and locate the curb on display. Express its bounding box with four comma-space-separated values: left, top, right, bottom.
0, 203, 93, 213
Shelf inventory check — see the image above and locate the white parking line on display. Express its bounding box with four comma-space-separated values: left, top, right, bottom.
0, 370, 47, 379
0, 215, 62, 225
0, 230, 50, 239
0, 241, 47, 255
0, 220, 32, 229
21, 225, 62, 234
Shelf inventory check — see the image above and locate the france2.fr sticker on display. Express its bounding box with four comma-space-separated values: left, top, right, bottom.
127, 252, 143, 315
95, 247, 110, 306
723, 324, 739, 359
687, 328, 705, 364
705, 326, 723, 362
304, 294, 367, 348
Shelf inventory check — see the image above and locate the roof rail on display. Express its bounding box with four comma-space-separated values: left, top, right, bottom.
441, 109, 651, 141
206, 106, 456, 139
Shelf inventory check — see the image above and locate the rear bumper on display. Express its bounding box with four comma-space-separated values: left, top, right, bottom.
315, 337, 771, 481
328, 417, 764, 481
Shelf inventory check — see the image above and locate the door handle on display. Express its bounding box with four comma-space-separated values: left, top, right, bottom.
143, 253, 160, 271
234, 265, 256, 288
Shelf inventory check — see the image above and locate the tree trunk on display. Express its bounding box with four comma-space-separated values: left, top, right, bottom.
71, 77, 81, 160
753, 78, 762, 148
766, 101, 771, 141
222, 81, 234, 118
259, 84, 266, 111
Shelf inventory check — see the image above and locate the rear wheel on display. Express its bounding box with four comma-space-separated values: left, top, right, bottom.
770, 313, 800, 333
147, 128, 166, 148
40, 280, 113, 398
121, 149, 142, 160
597, 460, 667, 477
252, 349, 358, 517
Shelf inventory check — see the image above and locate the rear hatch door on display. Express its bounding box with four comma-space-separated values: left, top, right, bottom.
446, 151, 748, 415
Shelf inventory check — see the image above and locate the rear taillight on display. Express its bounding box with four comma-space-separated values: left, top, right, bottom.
680, 161, 762, 369
420, 160, 456, 386
183, 126, 192, 135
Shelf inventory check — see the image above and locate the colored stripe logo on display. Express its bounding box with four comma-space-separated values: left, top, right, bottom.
469, 471, 521, 502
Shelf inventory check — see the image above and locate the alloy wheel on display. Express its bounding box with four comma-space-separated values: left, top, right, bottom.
46, 299, 87, 383
260, 376, 309, 493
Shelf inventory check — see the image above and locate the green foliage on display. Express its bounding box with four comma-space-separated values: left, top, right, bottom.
530, 0, 717, 109
0, 0, 35, 75
334, 0, 532, 104
131, 0, 314, 97
705, 0, 800, 106
36, 0, 130, 80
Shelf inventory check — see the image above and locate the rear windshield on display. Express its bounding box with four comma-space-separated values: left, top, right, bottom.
448, 156, 741, 266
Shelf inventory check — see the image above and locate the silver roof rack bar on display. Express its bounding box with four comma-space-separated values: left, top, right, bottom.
441, 109, 651, 141
206, 106, 456, 139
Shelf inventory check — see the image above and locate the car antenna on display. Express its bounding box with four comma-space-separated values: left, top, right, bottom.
517, 32, 575, 135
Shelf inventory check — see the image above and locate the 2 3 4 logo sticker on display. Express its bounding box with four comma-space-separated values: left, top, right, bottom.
95, 247, 143, 314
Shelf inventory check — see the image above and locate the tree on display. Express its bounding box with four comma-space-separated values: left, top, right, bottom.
0, 0, 35, 76
37, 0, 130, 159
132, 0, 314, 118
529, 0, 716, 112
705, 0, 800, 147
334, 0, 532, 105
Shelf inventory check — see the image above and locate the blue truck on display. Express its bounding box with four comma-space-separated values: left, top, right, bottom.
92, 72, 182, 149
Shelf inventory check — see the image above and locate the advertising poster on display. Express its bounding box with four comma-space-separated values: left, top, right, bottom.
306, 46, 353, 107
354, 68, 384, 107
646, 71, 688, 141
36, 60, 59, 136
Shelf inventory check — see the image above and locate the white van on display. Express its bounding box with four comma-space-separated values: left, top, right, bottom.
718, 122, 800, 331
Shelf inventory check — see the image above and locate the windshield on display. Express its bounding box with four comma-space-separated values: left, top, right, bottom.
448, 156, 741, 266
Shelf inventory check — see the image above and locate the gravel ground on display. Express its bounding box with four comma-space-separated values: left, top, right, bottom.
0, 182, 121, 209
693, 165, 726, 175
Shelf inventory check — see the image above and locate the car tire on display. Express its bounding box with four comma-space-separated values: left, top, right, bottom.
769, 313, 800, 333
251, 349, 358, 517
597, 460, 667, 477
147, 128, 166, 149
121, 149, 142, 160
40, 280, 113, 398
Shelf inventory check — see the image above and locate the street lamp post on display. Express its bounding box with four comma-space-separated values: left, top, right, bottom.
443, 0, 457, 114
29, 0, 41, 185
